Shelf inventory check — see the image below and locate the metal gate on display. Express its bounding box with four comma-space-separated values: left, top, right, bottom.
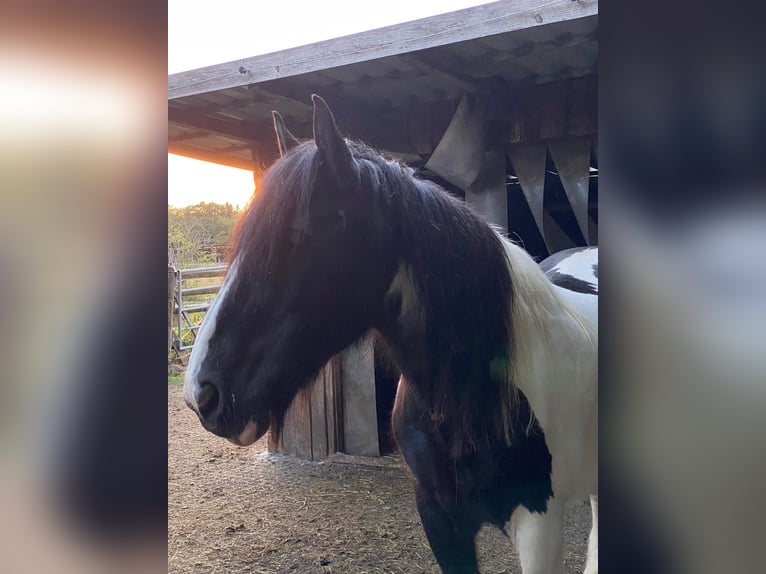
172, 265, 226, 351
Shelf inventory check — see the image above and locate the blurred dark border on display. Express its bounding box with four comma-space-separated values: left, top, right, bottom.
602, 0, 764, 218
2, 0, 169, 553
50, 0, 170, 543
601, 1, 765, 572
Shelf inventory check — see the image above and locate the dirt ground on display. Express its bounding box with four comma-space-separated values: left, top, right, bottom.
169, 382, 591, 573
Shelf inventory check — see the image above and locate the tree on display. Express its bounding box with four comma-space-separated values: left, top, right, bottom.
168, 202, 239, 267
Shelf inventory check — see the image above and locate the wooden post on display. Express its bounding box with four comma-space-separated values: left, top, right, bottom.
508, 142, 575, 254
424, 93, 488, 190
548, 137, 593, 244
341, 336, 379, 457
168, 265, 176, 363
465, 148, 508, 232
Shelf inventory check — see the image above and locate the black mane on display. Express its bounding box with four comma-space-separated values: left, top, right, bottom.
230, 140, 515, 454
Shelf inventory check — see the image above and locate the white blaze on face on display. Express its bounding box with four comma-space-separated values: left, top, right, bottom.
183, 258, 240, 413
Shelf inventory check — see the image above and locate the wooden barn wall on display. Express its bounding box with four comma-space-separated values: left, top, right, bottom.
505, 75, 597, 144
268, 355, 343, 461
269, 337, 383, 460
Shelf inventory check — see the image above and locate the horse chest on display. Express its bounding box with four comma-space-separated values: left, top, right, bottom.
393, 381, 554, 528
459, 432, 556, 529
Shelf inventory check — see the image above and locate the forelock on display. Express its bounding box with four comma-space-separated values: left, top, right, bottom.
229, 143, 318, 275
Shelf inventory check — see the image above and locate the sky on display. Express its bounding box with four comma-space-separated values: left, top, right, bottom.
168, 0, 493, 207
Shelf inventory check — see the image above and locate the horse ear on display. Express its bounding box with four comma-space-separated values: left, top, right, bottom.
311, 94, 355, 178
272, 111, 300, 157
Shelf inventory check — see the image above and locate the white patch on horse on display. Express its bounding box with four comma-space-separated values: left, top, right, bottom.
508, 503, 565, 574
183, 258, 240, 412
549, 248, 598, 289
546, 248, 598, 329
497, 233, 598, 572
385, 263, 425, 330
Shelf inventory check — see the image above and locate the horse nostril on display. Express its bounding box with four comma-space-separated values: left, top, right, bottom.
196, 381, 221, 420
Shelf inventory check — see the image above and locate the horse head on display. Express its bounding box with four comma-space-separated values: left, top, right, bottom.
183, 96, 399, 445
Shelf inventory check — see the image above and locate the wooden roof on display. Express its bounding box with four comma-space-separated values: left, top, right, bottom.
168, 0, 597, 171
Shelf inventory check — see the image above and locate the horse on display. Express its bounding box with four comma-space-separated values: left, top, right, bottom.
184, 95, 598, 574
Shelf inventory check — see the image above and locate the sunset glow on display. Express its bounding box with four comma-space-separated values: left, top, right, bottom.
168, 154, 255, 209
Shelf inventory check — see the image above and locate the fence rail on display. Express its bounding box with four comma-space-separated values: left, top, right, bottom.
169, 264, 227, 354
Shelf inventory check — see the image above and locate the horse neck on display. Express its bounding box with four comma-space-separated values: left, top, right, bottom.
373, 175, 515, 452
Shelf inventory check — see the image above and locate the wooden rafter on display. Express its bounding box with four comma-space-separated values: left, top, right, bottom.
169, 143, 258, 171
168, 106, 264, 143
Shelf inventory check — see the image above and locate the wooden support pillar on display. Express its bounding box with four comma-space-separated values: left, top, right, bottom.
425, 93, 488, 190
341, 336, 379, 457
508, 143, 575, 254
549, 137, 594, 245
465, 148, 507, 232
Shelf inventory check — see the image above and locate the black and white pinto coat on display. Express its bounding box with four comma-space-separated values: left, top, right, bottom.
388, 242, 598, 574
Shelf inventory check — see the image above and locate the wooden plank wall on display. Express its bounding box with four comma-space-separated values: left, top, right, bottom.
507, 75, 597, 144
268, 355, 343, 460
340, 337, 380, 458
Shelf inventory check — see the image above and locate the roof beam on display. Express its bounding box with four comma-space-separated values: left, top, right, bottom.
168, 129, 208, 143
168, 143, 258, 171
168, 0, 597, 99
168, 106, 263, 143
